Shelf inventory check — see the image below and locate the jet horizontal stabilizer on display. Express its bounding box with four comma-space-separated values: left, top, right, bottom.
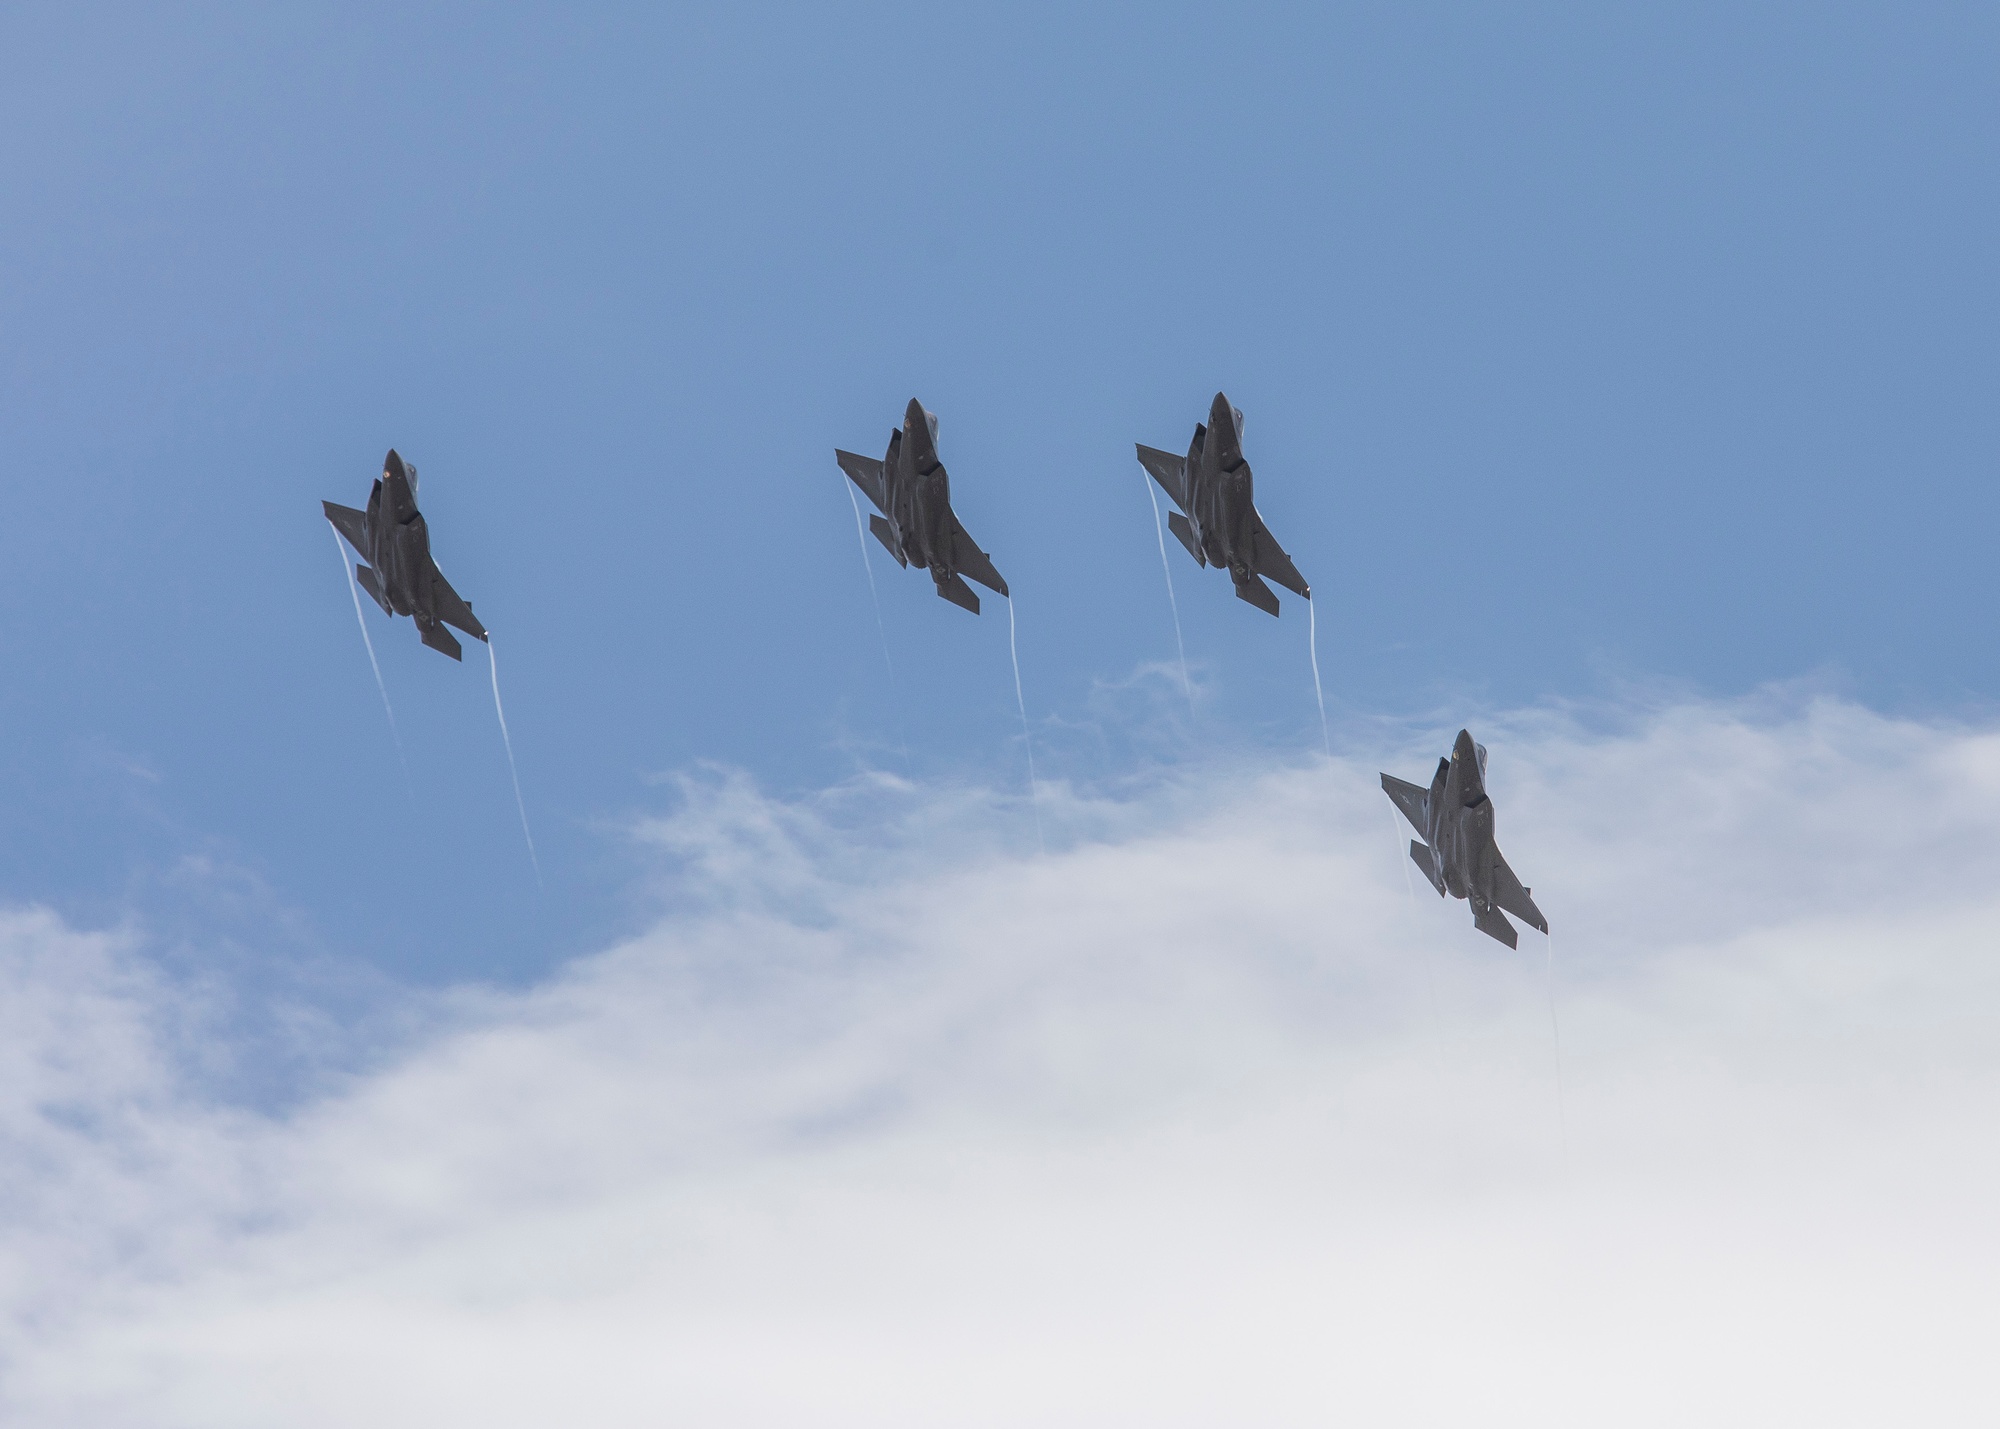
1166, 510, 1205, 565
1471, 903, 1519, 949
936, 572, 980, 613
1409, 840, 1446, 896
1234, 573, 1281, 616
354, 564, 392, 615
418, 621, 463, 661
868, 514, 908, 566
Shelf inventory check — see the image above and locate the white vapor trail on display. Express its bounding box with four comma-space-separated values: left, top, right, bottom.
486, 634, 541, 888
842, 480, 911, 774
330, 523, 408, 785
1006, 596, 1046, 854
1546, 930, 1567, 1154
1140, 470, 1194, 715
844, 481, 895, 684
1307, 596, 1331, 758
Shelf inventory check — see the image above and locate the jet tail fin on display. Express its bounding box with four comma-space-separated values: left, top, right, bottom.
1409, 840, 1446, 896
868, 514, 908, 567
1234, 573, 1280, 616
419, 620, 464, 660
1165, 511, 1205, 566
354, 564, 392, 615
1471, 903, 1519, 949
936, 572, 981, 614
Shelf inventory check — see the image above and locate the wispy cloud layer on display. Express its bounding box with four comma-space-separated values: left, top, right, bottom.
4, 696, 1997, 1426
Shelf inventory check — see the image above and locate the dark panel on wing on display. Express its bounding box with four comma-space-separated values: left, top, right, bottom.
1489, 852, 1548, 934
1249, 512, 1309, 598
836, 450, 890, 514
948, 513, 1008, 596
1135, 445, 1189, 510
428, 564, 487, 641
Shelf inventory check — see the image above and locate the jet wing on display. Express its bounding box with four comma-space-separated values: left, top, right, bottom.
1135, 444, 1189, 511
1489, 850, 1548, 934
1381, 774, 1430, 835
1248, 510, 1309, 598
836, 450, 890, 514
323, 501, 371, 559
427, 562, 488, 642
947, 511, 1008, 596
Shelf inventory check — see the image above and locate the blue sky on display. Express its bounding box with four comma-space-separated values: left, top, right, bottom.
8, 9, 2000, 1419
1, 1, 1996, 984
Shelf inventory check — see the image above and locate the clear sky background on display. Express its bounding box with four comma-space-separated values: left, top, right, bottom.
5, 7, 2000, 1420
2, 2, 1995, 984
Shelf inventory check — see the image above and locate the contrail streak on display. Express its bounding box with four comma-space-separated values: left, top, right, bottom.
843, 480, 912, 775
1140, 470, 1194, 716
843, 482, 895, 684
1006, 596, 1046, 854
486, 633, 542, 889
330, 522, 409, 788
1389, 803, 1446, 1082
1546, 930, 1567, 1156
1307, 597, 1332, 758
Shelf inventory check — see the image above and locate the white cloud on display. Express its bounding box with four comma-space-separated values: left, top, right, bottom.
4, 695, 1998, 1426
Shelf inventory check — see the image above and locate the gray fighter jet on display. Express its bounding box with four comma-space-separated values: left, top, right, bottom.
1136, 392, 1310, 616
1382, 730, 1549, 948
837, 399, 1009, 614
323, 449, 488, 660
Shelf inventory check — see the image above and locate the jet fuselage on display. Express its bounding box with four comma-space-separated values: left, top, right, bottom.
365, 458, 438, 628
1183, 392, 1260, 586
876, 399, 957, 582
324, 449, 487, 659
1383, 728, 1547, 946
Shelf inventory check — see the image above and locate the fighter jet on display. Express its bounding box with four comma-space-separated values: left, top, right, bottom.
1136, 392, 1310, 616
1382, 729, 1549, 948
837, 399, 1009, 614
323, 449, 488, 660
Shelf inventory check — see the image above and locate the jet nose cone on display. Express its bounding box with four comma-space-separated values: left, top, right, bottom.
904, 398, 939, 448
1209, 392, 1233, 424
383, 449, 407, 481
1453, 729, 1488, 802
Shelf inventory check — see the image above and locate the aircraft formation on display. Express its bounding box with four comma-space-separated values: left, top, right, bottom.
324, 390, 1548, 947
